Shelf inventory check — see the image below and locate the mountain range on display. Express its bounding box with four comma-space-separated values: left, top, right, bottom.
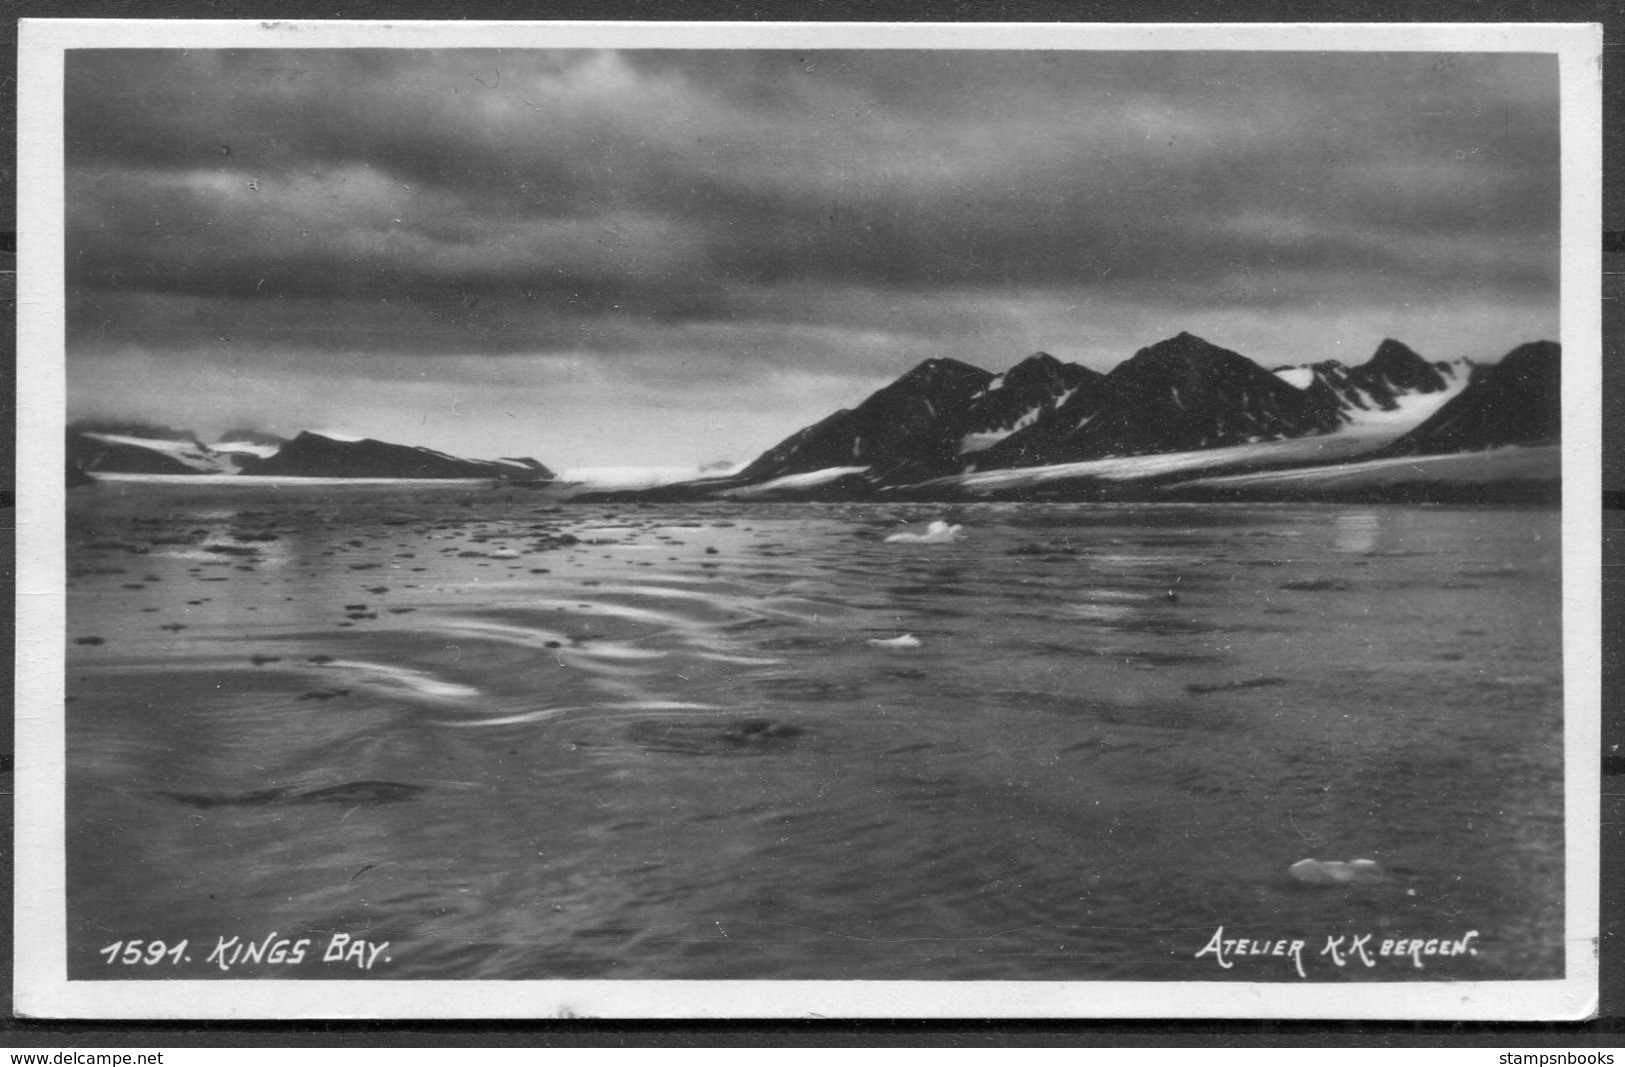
703, 333, 1556, 503
67, 424, 555, 483
66, 332, 1560, 502
721, 333, 1547, 487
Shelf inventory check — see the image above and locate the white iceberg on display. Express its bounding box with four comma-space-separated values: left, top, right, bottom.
1288, 858, 1387, 885
884, 521, 964, 544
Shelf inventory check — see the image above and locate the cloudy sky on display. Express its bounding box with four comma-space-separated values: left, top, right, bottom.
64, 46, 1559, 468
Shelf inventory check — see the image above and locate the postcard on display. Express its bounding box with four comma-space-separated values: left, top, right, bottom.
15, 18, 1601, 1019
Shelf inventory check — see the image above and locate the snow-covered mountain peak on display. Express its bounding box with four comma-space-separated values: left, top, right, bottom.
1273, 339, 1452, 426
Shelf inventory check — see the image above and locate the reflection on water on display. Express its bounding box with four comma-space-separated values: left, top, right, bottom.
1332, 510, 1383, 554
64, 487, 1564, 981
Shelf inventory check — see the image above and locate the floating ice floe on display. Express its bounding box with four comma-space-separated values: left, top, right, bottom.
1288, 857, 1386, 885
884, 521, 964, 544
867, 634, 922, 649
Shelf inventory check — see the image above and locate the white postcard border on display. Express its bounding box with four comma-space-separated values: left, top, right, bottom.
14, 18, 1603, 1021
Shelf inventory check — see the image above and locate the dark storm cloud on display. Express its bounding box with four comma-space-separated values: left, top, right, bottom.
65, 47, 1559, 382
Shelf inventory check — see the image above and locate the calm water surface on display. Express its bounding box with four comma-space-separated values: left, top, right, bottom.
64, 485, 1564, 981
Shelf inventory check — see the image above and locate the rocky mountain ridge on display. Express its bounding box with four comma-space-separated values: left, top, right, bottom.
1377, 341, 1559, 457
970, 332, 1346, 471
736, 356, 996, 486
736, 332, 1527, 490
66, 426, 554, 482
239, 432, 554, 481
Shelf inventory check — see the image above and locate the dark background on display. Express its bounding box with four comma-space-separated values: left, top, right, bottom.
3, 0, 1620, 1048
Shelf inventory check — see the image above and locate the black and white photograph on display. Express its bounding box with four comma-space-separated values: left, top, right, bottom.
14, 19, 1602, 1019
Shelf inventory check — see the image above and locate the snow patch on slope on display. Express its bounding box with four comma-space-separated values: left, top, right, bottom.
213, 440, 282, 460
959, 402, 1054, 455
1180, 445, 1559, 491
1337, 371, 1471, 433
78, 432, 231, 474
1274, 367, 1315, 390
945, 435, 1372, 492
721, 465, 870, 499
